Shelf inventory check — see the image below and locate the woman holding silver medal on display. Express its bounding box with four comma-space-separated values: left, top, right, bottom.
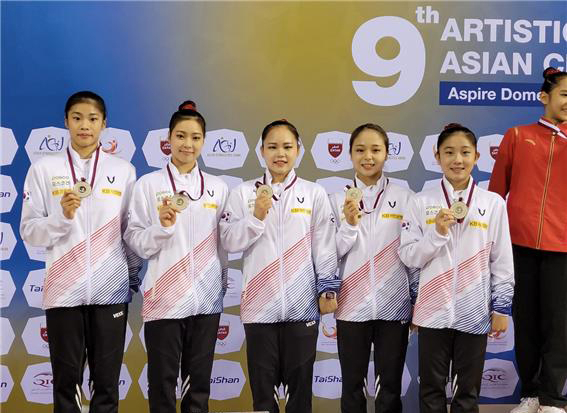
219, 119, 339, 413
20, 91, 142, 413
124, 101, 228, 413
329, 123, 418, 413
399, 123, 514, 413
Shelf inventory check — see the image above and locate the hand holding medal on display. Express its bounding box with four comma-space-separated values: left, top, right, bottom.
435, 208, 457, 236
159, 198, 181, 227
60, 191, 82, 220
344, 187, 363, 225
253, 184, 273, 221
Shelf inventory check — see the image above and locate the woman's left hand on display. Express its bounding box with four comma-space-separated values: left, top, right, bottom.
319, 294, 338, 315
489, 313, 508, 338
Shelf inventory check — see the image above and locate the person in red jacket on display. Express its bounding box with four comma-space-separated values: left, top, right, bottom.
489, 67, 567, 413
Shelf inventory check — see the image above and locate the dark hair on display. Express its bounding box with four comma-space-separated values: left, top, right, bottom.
261, 119, 300, 146
349, 123, 389, 154
64, 91, 106, 120
169, 100, 206, 135
437, 123, 477, 151
541, 67, 567, 94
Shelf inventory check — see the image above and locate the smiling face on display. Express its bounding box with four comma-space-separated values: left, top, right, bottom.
65, 101, 106, 155
435, 132, 479, 190
541, 76, 567, 124
350, 128, 388, 184
169, 118, 204, 173
260, 125, 299, 183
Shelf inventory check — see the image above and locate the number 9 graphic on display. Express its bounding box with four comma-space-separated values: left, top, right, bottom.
352, 16, 426, 106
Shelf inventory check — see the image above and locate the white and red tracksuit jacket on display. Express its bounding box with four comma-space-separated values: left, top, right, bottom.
399, 177, 514, 334
20, 145, 142, 309
330, 175, 418, 322
219, 169, 339, 324
124, 162, 228, 322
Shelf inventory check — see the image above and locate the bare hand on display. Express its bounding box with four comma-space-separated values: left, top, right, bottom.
343, 198, 361, 226
60, 191, 81, 220
319, 294, 338, 315
435, 208, 456, 236
159, 198, 180, 227
253, 193, 273, 221
489, 313, 508, 338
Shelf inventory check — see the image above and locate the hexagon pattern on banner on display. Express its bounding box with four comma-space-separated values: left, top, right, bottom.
142, 128, 170, 168
0, 222, 17, 261
82, 364, 132, 400
0, 317, 15, 355
477, 134, 504, 173
311, 131, 352, 172
422, 178, 442, 192
23, 269, 45, 308
223, 268, 243, 309
255, 137, 305, 169
384, 133, 413, 173
0, 365, 14, 403
0, 270, 16, 308
202, 129, 249, 170
210, 359, 246, 400
0, 175, 17, 214
219, 175, 244, 192
487, 318, 515, 354
1, 127, 18, 166
25, 127, 69, 163
20, 362, 54, 404
215, 313, 245, 354
22, 315, 50, 357
315, 177, 351, 196
312, 359, 342, 399
367, 361, 411, 397
480, 358, 519, 399
419, 134, 442, 173
23, 241, 47, 262
99, 127, 136, 162
317, 313, 337, 354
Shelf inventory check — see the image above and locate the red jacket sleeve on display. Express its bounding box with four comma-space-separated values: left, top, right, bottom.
488, 127, 517, 199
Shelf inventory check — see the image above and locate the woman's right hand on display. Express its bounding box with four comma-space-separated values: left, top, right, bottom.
343, 198, 361, 226
60, 191, 81, 220
253, 193, 273, 221
435, 208, 456, 236
159, 198, 179, 227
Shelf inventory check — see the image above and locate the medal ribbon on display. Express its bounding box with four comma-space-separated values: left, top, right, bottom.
66, 145, 101, 188
538, 117, 567, 141
254, 172, 298, 201
441, 179, 476, 223
166, 163, 204, 201
345, 177, 389, 214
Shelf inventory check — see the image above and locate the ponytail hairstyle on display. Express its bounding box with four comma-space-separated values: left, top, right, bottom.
260, 119, 300, 146
436, 123, 477, 151
541, 67, 567, 94
169, 100, 206, 135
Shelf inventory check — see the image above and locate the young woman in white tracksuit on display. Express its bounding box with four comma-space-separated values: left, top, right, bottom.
330, 123, 418, 413
20, 91, 142, 413
399, 123, 514, 413
219, 119, 339, 413
124, 101, 228, 413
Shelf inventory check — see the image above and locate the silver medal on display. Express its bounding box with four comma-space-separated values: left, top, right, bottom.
346, 187, 363, 202
451, 201, 468, 220
256, 184, 273, 198
171, 194, 189, 211
73, 181, 92, 198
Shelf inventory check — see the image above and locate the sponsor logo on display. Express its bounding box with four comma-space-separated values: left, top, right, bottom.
217, 325, 229, 341
480, 359, 518, 398
383, 133, 413, 173
213, 138, 237, 153
311, 132, 351, 172
209, 360, 246, 400
215, 314, 245, 354
102, 139, 118, 154
160, 139, 171, 155
99, 128, 135, 161
23, 269, 45, 307
25, 127, 69, 162
113, 311, 124, 319
22, 316, 49, 357
317, 313, 337, 354
477, 134, 504, 173
39, 136, 64, 152
312, 359, 342, 399
203, 129, 249, 170
21, 362, 54, 403
40, 325, 48, 343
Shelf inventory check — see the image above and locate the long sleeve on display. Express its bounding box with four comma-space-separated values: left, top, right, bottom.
20, 163, 74, 248
489, 198, 515, 315
219, 186, 265, 254
216, 185, 230, 296
488, 128, 516, 199
121, 166, 143, 292
124, 178, 175, 260
312, 188, 339, 293
398, 195, 450, 269
330, 195, 359, 260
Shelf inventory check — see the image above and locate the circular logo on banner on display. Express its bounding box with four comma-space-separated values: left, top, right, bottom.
0, 317, 15, 356
317, 313, 338, 354
202, 129, 249, 170
312, 359, 342, 399
215, 313, 245, 354
209, 360, 246, 400
311, 131, 352, 172
20, 362, 54, 404
0, 127, 18, 166
0, 365, 14, 403
0, 270, 16, 308
384, 133, 414, 173
99, 128, 136, 162
0, 175, 17, 214
21, 315, 50, 357
480, 358, 519, 399
25, 127, 69, 163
